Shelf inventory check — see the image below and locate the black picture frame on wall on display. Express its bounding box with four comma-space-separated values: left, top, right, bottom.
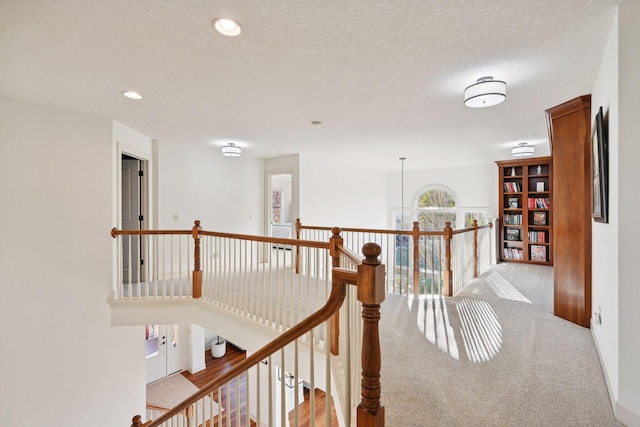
591, 106, 608, 223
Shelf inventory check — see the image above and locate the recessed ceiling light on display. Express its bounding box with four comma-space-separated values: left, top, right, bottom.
213, 18, 242, 36
311, 121, 322, 127
122, 91, 142, 100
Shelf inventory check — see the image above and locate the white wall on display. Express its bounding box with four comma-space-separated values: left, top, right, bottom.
386, 163, 498, 226
0, 97, 144, 426
590, 5, 620, 408
617, 1, 640, 424
157, 141, 265, 234
299, 155, 387, 228
592, 3, 640, 425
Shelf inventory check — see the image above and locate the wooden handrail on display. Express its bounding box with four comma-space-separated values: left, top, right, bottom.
297, 218, 491, 237
145, 403, 171, 412
124, 221, 386, 426
451, 222, 493, 235
200, 229, 330, 249
111, 228, 191, 237
111, 225, 329, 250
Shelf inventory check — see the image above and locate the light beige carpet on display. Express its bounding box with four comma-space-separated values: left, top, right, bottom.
146, 374, 221, 423
381, 263, 623, 426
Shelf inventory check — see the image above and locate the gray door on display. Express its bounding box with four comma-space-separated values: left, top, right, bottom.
122, 156, 143, 282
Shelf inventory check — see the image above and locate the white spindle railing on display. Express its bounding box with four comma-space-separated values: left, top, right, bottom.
477, 225, 493, 276
114, 224, 375, 427
200, 235, 331, 337
451, 230, 475, 295
115, 231, 194, 300
141, 276, 361, 427
296, 219, 494, 297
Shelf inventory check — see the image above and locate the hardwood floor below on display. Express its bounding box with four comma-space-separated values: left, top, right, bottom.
180, 342, 338, 427
181, 342, 254, 427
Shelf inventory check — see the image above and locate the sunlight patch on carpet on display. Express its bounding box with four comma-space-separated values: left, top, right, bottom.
485, 271, 531, 303
457, 298, 502, 363
416, 294, 459, 360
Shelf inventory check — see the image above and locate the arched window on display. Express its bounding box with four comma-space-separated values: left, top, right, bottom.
416, 186, 457, 230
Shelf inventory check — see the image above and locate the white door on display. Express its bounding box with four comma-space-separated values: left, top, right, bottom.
122, 157, 142, 282
146, 325, 167, 384
146, 324, 184, 384
166, 324, 184, 376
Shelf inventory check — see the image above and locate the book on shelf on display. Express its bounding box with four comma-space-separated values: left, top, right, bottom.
503, 213, 523, 225
508, 197, 519, 208
533, 212, 547, 225
503, 182, 521, 192
536, 182, 545, 192
503, 247, 523, 260
528, 231, 546, 243
528, 197, 550, 209
530, 245, 547, 261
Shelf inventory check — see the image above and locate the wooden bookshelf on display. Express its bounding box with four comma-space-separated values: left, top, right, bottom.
496, 157, 553, 265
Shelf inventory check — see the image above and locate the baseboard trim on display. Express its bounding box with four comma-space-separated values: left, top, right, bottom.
591, 321, 640, 427
591, 323, 617, 411
615, 401, 640, 427
188, 363, 206, 374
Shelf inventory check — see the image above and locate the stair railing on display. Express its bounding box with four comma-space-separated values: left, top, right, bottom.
127, 233, 385, 427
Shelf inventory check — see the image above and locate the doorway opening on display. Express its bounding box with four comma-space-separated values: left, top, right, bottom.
269, 173, 293, 240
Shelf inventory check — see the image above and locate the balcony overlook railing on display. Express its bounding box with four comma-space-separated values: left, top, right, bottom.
113, 218, 490, 426
296, 218, 494, 297
112, 222, 385, 427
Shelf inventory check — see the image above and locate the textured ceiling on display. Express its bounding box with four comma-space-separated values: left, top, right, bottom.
0, 1, 619, 172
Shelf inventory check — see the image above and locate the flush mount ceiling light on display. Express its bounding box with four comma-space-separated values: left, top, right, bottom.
464, 76, 506, 108
221, 143, 242, 157
213, 18, 242, 36
511, 142, 535, 157
122, 91, 142, 100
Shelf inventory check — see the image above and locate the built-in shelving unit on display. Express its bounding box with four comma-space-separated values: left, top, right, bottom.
496, 157, 553, 265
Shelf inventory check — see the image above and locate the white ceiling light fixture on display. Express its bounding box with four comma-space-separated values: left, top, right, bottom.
511, 142, 535, 157
213, 18, 242, 36
122, 90, 142, 100
464, 76, 506, 108
221, 142, 242, 157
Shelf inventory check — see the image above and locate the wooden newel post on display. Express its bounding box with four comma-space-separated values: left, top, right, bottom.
357, 242, 385, 427
131, 415, 150, 427
329, 227, 343, 355
192, 220, 202, 299
473, 219, 479, 278
295, 218, 302, 274
412, 221, 420, 297
443, 221, 453, 297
